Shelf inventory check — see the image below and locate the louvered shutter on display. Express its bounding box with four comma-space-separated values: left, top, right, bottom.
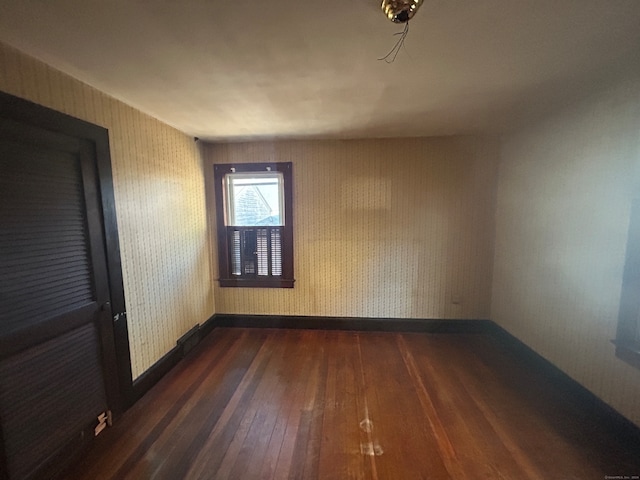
270, 228, 282, 276
228, 227, 283, 277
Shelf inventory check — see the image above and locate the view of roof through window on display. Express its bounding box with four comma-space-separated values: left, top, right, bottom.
226, 173, 284, 226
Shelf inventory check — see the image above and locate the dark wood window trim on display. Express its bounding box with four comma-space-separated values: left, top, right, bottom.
213, 162, 294, 288
614, 199, 640, 370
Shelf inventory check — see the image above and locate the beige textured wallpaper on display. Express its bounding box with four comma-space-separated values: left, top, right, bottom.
0, 42, 214, 379
492, 75, 640, 426
204, 137, 498, 319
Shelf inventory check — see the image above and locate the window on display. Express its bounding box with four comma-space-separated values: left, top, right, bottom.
615, 199, 640, 369
213, 162, 294, 288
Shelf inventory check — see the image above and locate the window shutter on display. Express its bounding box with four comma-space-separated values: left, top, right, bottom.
257, 228, 268, 276
242, 229, 257, 275
227, 226, 283, 278
230, 229, 241, 275
271, 228, 282, 276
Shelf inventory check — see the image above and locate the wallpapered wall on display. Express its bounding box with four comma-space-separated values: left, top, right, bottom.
0, 42, 214, 379
492, 75, 640, 427
204, 137, 499, 319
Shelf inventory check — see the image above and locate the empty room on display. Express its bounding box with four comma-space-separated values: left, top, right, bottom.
1, 0, 640, 479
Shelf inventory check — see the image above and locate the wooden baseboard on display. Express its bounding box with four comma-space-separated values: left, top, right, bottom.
199, 313, 218, 338
491, 323, 640, 445
212, 314, 494, 333
131, 346, 181, 402
131, 315, 217, 401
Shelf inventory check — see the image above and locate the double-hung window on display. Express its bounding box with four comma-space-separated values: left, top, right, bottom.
213, 162, 294, 288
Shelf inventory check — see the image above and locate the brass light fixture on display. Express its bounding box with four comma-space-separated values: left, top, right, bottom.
378, 0, 423, 62
381, 0, 424, 23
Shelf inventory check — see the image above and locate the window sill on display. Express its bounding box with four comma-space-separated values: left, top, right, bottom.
219, 278, 295, 288
612, 340, 640, 370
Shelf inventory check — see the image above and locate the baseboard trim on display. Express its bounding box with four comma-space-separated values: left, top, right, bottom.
199, 313, 218, 338
491, 323, 640, 445
212, 314, 494, 333
131, 346, 181, 401
131, 315, 217, 401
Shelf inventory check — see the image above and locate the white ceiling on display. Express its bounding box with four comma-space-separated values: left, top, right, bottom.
1, 0, 639, 141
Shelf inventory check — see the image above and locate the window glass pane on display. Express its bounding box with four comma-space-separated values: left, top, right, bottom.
225, 172, 284, 226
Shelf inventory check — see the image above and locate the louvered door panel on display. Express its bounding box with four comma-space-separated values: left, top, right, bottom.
0, 119, 110, 480
0, 324, 106, 480
0, 141, 94, 336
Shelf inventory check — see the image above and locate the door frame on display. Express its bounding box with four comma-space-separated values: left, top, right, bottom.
0, 91, 134, 413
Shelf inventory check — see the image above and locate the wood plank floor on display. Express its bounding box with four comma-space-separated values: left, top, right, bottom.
63, 328, 640, 480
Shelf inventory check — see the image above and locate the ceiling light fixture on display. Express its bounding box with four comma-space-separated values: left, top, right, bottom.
378, 0, 424, 63
381, 0, 423, 24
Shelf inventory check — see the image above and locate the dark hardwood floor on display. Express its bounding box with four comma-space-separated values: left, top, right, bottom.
63, 328, 640, 479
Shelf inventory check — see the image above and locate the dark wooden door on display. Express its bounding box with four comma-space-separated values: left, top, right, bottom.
0, 97, 127, 479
